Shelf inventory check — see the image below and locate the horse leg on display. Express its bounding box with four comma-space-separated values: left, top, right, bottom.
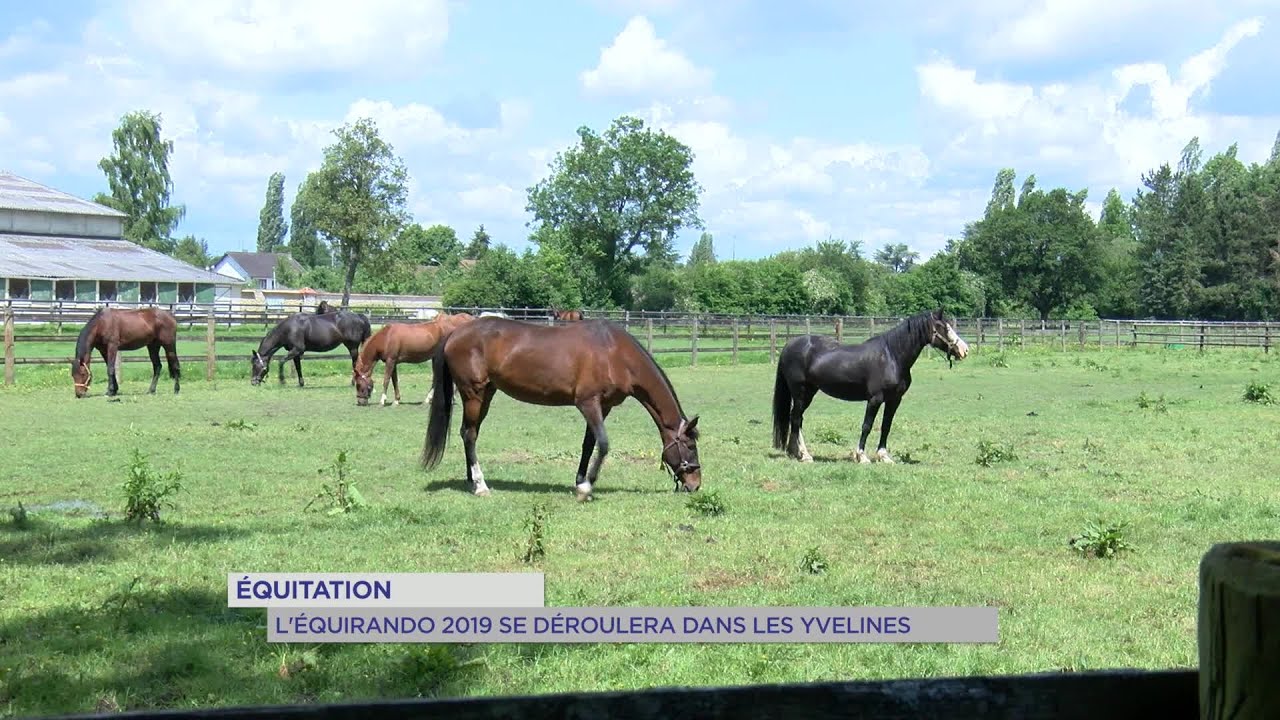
875, 394, 903, 463
104, 345, 120, 396
787, 385, 818, 462
387, 362, 402, 406
855, 396, 885, 464
292, 353, 304, 387
460, 386, 497, 496
348, 344, 359, 386
146, 344, 162, 394
165, 343, 181, 394
574, 399, 610, 501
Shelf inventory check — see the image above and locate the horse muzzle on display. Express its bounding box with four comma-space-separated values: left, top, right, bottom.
673, 463, 702, 492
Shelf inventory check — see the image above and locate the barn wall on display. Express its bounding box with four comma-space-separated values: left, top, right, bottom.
0, 208, 124, 238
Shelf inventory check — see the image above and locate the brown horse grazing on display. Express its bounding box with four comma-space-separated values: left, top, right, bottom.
353, 312, 476, 407
71, 307, 181, 398
550, 307, 584, 322
421, 317, 702, 501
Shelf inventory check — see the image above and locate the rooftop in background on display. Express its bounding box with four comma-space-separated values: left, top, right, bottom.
0, 170, 127, 218
214, 251, 305, 279
0, 233, 237, 284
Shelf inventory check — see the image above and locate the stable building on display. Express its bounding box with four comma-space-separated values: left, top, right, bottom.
0, 170, 238, 305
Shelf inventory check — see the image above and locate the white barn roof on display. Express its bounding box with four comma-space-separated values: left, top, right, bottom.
0, 171, 128, 218
0, 233, 237, 284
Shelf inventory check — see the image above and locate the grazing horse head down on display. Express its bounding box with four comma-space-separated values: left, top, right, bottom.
72, 307, 181, 399
771, 307, 968, 465
420, 317, 702, 500
353, 312, 476, 406
251, 309, 372, 387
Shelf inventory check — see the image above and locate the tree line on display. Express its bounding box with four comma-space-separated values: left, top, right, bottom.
92, 109, 1280, 319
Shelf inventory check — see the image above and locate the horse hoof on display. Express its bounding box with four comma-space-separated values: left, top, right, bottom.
798, 453, 814, 463
854, 451, 871, 464
876, 450, 895, 464
474, 488, 491, 497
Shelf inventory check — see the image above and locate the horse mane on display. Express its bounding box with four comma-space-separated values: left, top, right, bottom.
76, 308, 105, 361
617, 326, 693, 434
877, 309, 934, 356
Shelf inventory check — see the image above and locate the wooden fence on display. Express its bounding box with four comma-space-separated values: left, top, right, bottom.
29, 540, 1280, 720
3, 300, 1278, 387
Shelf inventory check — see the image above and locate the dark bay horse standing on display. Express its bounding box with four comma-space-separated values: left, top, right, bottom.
420, 317, 702, 500
71, 307, 180, 398
251, 309, 371, 387
772, 308, 969, 464
353, 312, 476, 406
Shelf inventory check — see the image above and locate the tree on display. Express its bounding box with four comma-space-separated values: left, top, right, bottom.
874, 242, 919, 273
301, 118, 410, 307
94, 110, 185, 254
526, 115, 703, 307
256, 172, 288, 253
1094, 188, 1140, 317
443, 246, 553, 308
288, 181, 329, 268
688, 232, 716, 267
985, 168, 1016, 217
464, 224, 491, 260
173, 235, 212, 269
399, 224, 462, 267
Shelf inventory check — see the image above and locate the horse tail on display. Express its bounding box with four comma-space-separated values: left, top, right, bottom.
421, 340, 455, 470
771, 359, 792, 451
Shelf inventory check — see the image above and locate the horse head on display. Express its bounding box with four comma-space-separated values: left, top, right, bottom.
353, 367, 375, 405
663, 415, 702, 492
927, 308, 970, 365
250, 350, 269, 385
71, 359, 92, 398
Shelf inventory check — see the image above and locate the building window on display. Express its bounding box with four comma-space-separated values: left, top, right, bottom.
55, 279, 75, 301
141, 282, 157, 302
178, 283, 195, 303
99, 281, 118, 301
257, 278, 269, 289
7, 278, 30, 299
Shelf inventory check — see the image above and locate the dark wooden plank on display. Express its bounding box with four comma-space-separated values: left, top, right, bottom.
40, 669, 1197, 720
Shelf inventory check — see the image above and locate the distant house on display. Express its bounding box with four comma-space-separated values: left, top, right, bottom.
0, 170, 238, 304
212, 251, 305, 290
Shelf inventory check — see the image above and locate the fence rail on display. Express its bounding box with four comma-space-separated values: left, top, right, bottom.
3, 300, 1277, 387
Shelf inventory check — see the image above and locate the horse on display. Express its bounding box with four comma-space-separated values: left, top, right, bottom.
420, 317, 702, 501
771, 308, 969, 464
251, 309, 372, 387
71, 307, 180, 398
550, 306, 584, 322
315, 300, 338, 314
353, 312, 476, 406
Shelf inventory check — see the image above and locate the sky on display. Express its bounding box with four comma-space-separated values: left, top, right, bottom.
1, 0, 1278, 264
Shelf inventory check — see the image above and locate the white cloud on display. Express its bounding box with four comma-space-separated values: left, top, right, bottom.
457, 182, 526, 220
581, 16, 713, 98
917, 18, 1276, 191
124, 0, 450, 75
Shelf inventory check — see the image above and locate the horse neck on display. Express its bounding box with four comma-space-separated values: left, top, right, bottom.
626, 349, 684, 436
257, 324, 287, 357
76, 319, 101, 364
355, 333, 383, 372
882, 318, 932, 371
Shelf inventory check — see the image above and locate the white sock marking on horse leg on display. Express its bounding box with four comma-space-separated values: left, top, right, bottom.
379, 392, 387, 406
796, 431, 814, 463
425, 389, 434, 405
575, 475, 593, 500
876, 448, 894, 464
471, 463, 490, 496
855, 449, 871, 464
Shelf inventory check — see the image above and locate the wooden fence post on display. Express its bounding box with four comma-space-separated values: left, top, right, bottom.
206, 314, 217, 382
1059, 321, 1066, 351
769, 319, 777, 363
732, 318, 739, 364
1019, 319, 1025, 349
805, 317, 811, 337
1078, 321, 1086, 349
997, 318, 1004, 352
835, 318, 843, 343
646, 318, 654, 353
1265, 324, 1271, 354
690, 316, 699, 367
3, 302, 14, 387
976, 318, 984, 351
1199, 541, 1280, 720
1199, 323, 1207, 352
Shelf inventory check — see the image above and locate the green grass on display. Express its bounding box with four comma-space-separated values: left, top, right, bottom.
2, 346, 1278, 716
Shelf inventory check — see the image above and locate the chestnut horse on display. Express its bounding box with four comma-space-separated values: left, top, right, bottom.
772, 308, 969, 464
353, 312, 476, 406
550, 307, 584, 322
71, 307, 180, 398
421, 317, 702, 500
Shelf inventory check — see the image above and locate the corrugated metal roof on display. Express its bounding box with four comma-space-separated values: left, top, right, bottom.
0, 171, 128, 218
0, 233, 241, 284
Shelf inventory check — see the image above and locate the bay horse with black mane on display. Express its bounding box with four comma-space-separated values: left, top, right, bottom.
772, 308, 969, 464
251, 309, 371, 387
353, 312, 476, 406
71, 307, 180, 398
420, 317, 702, 500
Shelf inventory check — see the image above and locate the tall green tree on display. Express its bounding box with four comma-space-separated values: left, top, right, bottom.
288, 181, 329, 268
526, 115, 703, 307
300, 118, 410, 307
1093, 188, 1140, 317
93, 110, 185, 254
985, 168, 1016, 217
173, 235, 212, 269
688, 232, 717, 267
464, 224, 491, 260
256, 172, 288, 252
874, 242, 919, 273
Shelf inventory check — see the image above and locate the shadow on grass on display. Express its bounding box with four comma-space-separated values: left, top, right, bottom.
422, 478, 662, 495
0, 519, 249, 567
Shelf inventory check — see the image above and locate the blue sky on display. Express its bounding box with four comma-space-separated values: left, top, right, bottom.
1, 0, 1277, 263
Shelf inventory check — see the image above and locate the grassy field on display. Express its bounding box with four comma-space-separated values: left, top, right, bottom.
1, 344, 1278, 717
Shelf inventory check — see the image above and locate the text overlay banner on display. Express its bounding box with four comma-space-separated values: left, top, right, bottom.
229, 573, 544, 608
267, 606, 998, 643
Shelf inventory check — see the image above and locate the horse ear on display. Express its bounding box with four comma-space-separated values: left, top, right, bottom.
933, 307, 944, 319
684, 415, 699, 435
